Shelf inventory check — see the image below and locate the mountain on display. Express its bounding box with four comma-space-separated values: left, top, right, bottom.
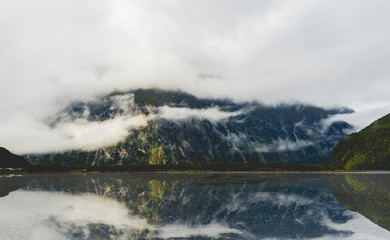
26, 89, 354, 166
0, 147, 31, 168
329, 113, 390, 170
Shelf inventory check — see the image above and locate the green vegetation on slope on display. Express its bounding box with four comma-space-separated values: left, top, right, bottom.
329, 113, 390, 170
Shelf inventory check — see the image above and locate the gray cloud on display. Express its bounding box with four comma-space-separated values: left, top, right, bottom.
1, 0, 390, 152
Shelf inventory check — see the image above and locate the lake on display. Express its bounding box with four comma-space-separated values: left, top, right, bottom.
0, 172, 390, 240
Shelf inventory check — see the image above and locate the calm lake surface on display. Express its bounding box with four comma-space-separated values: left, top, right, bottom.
1, 172, 390, 240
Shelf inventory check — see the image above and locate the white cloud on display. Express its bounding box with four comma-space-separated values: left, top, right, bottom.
156, 106, 242, 122
53, 115, 150, 151
1, 103, 244, 154
325, 104, 390, 131
0, 115, 151, 155
109, 93, 135, 114
0, 92, 149, 154
1, 0, 390, 152
254, 138, 314, 153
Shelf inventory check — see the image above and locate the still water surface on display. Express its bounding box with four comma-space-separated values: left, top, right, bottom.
0, 172, 390, 240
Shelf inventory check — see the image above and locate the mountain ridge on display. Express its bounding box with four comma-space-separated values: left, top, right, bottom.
329, 113, 390, 170
26, 89, 354, 166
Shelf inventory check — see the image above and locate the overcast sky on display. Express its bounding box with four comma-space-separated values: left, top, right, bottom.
1, 0, 390, 153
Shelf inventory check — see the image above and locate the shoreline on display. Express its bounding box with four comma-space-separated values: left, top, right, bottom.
1, 168, 389, 175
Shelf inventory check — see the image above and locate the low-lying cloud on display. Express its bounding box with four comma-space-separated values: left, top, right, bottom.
2, 102, 244, 154
325, 104, 390, 131
1, 115, 150, 155
52, 115, 150, 151
156, 106, 243, 122
254, 138, 314, 153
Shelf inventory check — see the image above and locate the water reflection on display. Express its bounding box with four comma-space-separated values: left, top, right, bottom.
329, 173, 390, 231
0, 174, 30, 197
0, 173, 390, 240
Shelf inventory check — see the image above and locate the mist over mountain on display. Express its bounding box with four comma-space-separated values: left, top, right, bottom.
2, 1, 390, 156
26, 89, 354, 166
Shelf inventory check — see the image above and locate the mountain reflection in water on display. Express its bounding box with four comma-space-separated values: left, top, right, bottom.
0, 172, 389, 240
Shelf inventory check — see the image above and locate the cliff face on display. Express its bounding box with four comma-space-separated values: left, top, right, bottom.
329, 113, 390, 170
26, 89, 354, 166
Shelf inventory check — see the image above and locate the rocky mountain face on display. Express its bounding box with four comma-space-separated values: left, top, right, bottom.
0, 147, 31, 168
329, 113, 390, 170
26, 89, 354, 166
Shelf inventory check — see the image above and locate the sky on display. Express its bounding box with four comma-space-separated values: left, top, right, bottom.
1, 0, 390, 154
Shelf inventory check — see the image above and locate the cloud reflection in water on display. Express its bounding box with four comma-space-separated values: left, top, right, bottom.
0, 175, 389, 240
